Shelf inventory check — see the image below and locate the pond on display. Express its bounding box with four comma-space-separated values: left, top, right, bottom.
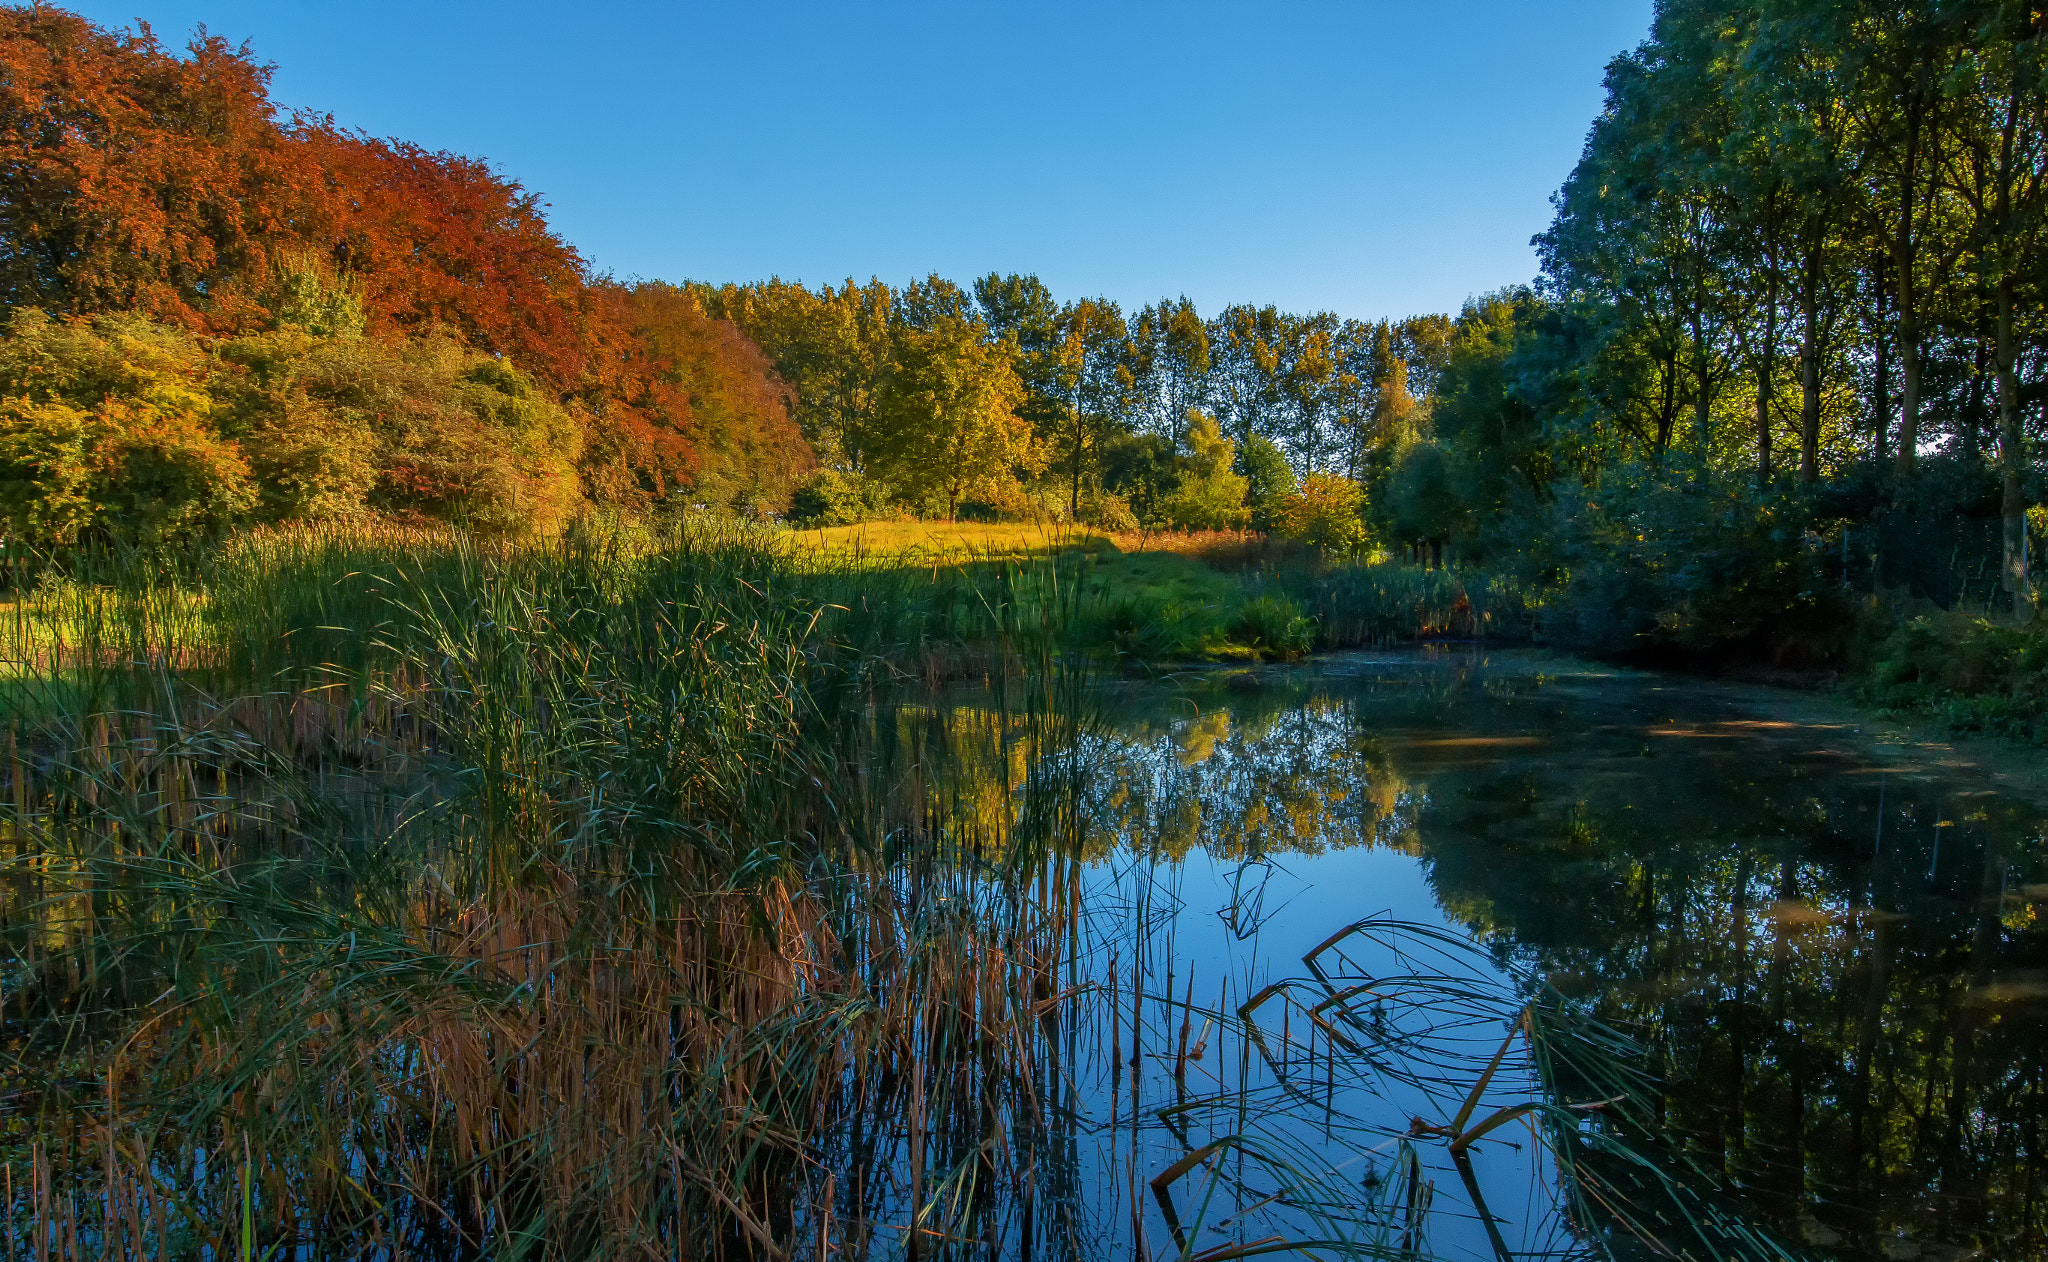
1026, 648, 2047, 1262
12, 637, 2045, 1261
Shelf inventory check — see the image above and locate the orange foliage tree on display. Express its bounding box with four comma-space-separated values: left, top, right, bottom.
0, 6, 810, 520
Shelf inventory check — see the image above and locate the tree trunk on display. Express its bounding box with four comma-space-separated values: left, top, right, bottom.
1996, 279, 2032, 615
1800, 246, 1822, 483
1691, 281, 1715, 462
1896, 292, 1921, 475
1757, 242, 1779, 488
1070, 406, 1084, 521
1756, 362, 1773, 486
1872, 256, 1892, 464
1894, 110, 1923, 477
1962, 341, 1988, 464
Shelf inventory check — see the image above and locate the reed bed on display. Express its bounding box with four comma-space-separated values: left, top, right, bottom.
0, 522, 1104, 1258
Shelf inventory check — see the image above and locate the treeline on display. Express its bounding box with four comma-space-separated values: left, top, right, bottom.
8, 1, 2045, 666
1508, 0, 2046, 616
0, 7, 808, 544
695, 0, 2048, 653
697, 274, 1456, 547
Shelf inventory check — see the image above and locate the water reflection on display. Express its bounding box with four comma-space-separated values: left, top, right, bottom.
1074, 650, 2047, 1261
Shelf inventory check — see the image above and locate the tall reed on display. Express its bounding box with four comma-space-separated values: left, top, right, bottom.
1, 521, 1099, 1258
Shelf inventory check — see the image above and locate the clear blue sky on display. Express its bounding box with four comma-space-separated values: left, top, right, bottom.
75, 0, 1651, 322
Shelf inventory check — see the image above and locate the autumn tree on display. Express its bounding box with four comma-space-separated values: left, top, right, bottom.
868, 314, 1036, 520
0, 8, 819, 523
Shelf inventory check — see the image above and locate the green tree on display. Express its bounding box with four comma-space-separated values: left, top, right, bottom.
868, 315, 1036, 520
1041, 297, 1135, 521
1274, 472, 1369, 556
1159, 411, 1248, 530
1130, 297, 1211, 442
1236, 431, 1297, 533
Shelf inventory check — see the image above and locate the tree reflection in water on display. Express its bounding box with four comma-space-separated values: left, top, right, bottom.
1077, 652, 2047, 1260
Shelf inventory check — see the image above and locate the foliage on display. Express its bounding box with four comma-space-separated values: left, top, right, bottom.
1228, 594, 1315, 658
1237, 431, 1298, 531
1296, 560, 1537, 646
600, 282, 812, 514
1157, 410, 1249, 530
1384, 440, 1464, 549
1515, 469, 1846, 660
1274, 472, 1371, 557
868, 313, 1037, 519
0, 307, 585, 542
787, 467, 889, 526
1851, 606, 2048, 741
1098, 431, 1182, 526
0, 8, 812, 515
0, 524, 1112, 1255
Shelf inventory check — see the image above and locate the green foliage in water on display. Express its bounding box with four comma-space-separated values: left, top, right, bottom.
0, 520, 1099, 1256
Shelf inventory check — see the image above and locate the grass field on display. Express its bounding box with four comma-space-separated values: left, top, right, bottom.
782, 519, 1116, 563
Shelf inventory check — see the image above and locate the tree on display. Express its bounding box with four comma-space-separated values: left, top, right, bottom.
1274, 472, 1369, 556
0, 9, 821, 519
606, 283, 811, 514
868, 314, 1036, 520
1941, 0, 2047, 612
1237, 432, 1297, 532
1130, 297, 1211, 442
1041, 297, 1135, 521
1386, 442, 1462, 563
1158, 411, 1248, 530
0, 8, 304, 325
1208, 305, 1284, 450
701, 276, 892, 474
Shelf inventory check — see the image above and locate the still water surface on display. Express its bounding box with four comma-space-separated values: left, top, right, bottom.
1036, 649, 2045, 1261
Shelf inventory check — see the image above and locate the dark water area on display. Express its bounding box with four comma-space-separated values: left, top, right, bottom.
1051, 649, 2047, 1261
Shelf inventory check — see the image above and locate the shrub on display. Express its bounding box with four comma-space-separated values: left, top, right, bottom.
1856, 609, 2048, 740
1508, 467, 1845, 661
0, 309, 587, 544
1237, 432, 1296, 532
0, 311, 255, 544
788, 468, 887, 526
1275, 473, 1371, 557
1082, 489, 1140, 532
1229, 594, 1315, 658
1159, 412, 1249, 531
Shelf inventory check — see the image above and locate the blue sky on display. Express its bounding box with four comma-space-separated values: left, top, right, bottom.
76, 1, 1651, 321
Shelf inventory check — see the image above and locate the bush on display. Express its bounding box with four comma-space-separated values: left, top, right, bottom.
1507, 467, 1845, 661
788, 468, 888, 526
0, 309, 587, 545
1159, 412, 1249, 531
1229, 594, 1315, 658
0, 312, 256, 545
1275, 473, 1372, 557
1237, 433, 1296, 532
1854, 609, 2048, 740
1082, 489, 1139, 532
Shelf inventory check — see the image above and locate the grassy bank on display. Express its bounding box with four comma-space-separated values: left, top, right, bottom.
1841, 602, 2048, 743
777, 521, 1538, 666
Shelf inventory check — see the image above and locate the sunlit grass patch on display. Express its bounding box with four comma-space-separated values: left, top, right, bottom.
782, 519, 1114, 566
